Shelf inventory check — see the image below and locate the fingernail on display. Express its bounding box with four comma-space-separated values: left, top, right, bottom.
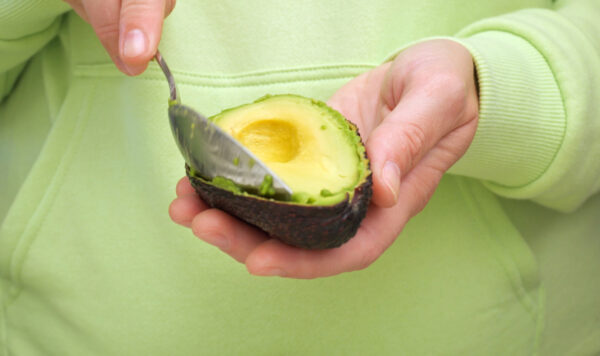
382, 161, 400, 202
198, 233, 229, 251
123, 29, 147, 58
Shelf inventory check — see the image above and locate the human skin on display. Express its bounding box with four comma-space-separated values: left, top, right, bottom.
65, 2, 479, 279
170, 39, 480, 278
63, 0, 176, 75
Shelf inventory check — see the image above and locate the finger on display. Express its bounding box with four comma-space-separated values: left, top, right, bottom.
368, 74, 471, 208
169, 195, 209, 227
394, 119, 477, 218
245, 202, 408, 278
119, 0, 174, 75
176, 176, 196, 197
164, 0, 177, 17
81, 0, 129, 73
243, 125, 479, 280
244, 131, 475, 279
191, 209, 269, 263
64, 0, 89, 23
327, 63, 391, 138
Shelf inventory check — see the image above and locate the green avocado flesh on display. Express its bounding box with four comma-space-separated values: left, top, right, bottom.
186, 94, 373, 249
207, 94, 369, 205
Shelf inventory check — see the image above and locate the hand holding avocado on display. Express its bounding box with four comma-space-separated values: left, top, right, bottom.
64, 0, 176, 75
65, 2, 477, 277
170, 39, 479, 278
186, 95, 373, 250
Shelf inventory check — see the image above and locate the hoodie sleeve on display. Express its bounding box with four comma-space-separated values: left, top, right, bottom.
448, 0, 600, 212
0, 0, 71, 101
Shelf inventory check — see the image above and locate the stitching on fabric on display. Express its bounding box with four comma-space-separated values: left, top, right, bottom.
533, 283, 546, 356
567, 328, 600, 355
115, 75, 364, 88
0, 9, 63, 43
74, 63, 375, 88
1, 287, 7, 356
460, 180, 544, 355
166, 64, 374, 79
456, 178, 542, 324
75, 62, 375, 77
470, 20, 568, 191
3, 83, 96, 309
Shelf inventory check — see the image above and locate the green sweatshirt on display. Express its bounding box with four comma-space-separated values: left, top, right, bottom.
1, 1, 599, 355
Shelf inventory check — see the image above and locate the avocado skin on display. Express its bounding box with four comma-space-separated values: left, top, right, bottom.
186, 165, 373, 250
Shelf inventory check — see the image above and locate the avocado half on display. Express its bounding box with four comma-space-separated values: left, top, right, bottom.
186, 94, 372, 249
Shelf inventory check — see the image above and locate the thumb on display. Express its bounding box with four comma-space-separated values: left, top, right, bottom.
119, 0, 176, 75
367, 91, 458, 208
367, 120, 425, 208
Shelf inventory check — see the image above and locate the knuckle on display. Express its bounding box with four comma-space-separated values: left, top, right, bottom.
428, 72, 467, 102
93, 21, 119, 43
410, 179, 435, 213
121, 0, 159, 17
355, 243, 384, 271
426, 72, 469, 118
399, 121, 427, 162
191, 209, 217, 236
410, 71, 471, 126
395, 55, 434, 79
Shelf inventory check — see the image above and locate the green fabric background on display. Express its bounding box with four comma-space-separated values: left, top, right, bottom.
1, 1, 599, 354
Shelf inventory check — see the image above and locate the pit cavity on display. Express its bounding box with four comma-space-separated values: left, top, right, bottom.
235, 119, 300, 163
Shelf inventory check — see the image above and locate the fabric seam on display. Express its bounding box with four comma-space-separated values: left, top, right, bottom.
456, 177, 544, 355
73, 63, 375, 88
533, 282, 546, 356
464, 26, 568, 191
2, 83, 95, 310
0, 9, 63, 43
74, 62, 375, 77
1, 287, 7, 356
566, 328, 600, 355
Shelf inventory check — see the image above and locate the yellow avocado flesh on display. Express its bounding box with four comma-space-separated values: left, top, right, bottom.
212, 96, 362, 203
236, 120, 300, 163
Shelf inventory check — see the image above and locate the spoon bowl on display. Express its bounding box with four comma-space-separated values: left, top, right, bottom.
154, 51, 292, 199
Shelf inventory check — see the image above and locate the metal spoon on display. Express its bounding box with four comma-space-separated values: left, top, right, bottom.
154, 51, 292, 199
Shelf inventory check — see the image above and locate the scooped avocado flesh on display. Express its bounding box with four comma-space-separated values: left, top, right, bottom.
209, 95, 368, 205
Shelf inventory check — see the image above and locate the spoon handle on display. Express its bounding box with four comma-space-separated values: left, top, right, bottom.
154, 50, 179, 104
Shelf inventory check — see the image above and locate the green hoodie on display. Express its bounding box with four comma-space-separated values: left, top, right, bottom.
1, 1, 599, 355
